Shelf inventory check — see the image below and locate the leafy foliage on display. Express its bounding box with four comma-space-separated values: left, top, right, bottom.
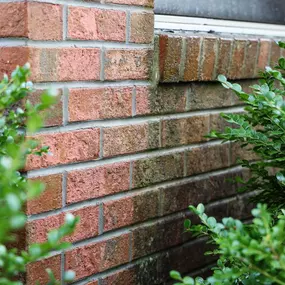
171, 204, 285, 285
0, 65, 78, 284
208, 41, 285, 213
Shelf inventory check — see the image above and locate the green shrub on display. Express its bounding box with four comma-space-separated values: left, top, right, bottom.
0, 65, 78, 284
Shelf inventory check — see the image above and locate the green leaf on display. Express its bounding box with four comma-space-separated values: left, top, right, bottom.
170, 271, 182, 281
197, 204, 205, 214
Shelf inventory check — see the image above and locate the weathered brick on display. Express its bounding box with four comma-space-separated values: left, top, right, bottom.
30, 48, 101, 82
210, 113, 232, 133
28, 89, 63, 126
228, 39, 247, 79
189, 82, 235, 110
103, 190, 160, 231
66, 162, 130, 204
27, 2, 62, 40
159, 35, 182, 82
216, 38, 233, 77
65, 234, 130, 281
136, 85, 186, 116
68, 7, 126, 42
105, 49, 153, 80
200, 37, 218, 81
256, 39, 271, 73
27, 174, 62, 215
0, 47, 30, 77
231, 142, 259, 165
243, 39, 259, 78
131, 216, 184, 259
69, 87, 132, 122
27, 205, 99, 244
0, 2, 27, 38
26, 129, 100, 170
105, 0, 154, 7
103, 122, 159, 157
161, 115, 209, 148
186, 143, 231, 176
270, 41, 281, 66
184, 37, 201, 81
26, 255, 61, 285
87, 281, 99, 285
132, 153, 184, 188
130, 12, 154, 44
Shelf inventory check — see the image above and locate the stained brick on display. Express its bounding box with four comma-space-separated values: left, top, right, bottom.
27, 174, 62, 215
26, 255, 61, 285
216, 38, 233, 77
65, 234, 130, 281
105, 49, 153, 80
27, 205, 99, 244
27, 2, 62, 40
103, 190, 160, 231
132, 153, 184, 188
186, 144, 231, 176
184, 37, 201, 81
161, 115, 209, 148
159, 35, 182, 82
68, 87, 133, 122
256, 39, 271, 73
66, 162, 130, 204
0, 2, 27, 38
105, 0, 154, 7
199, 37, 218, 81
231, 142, 260, 165
136, 85, 187, 116
270, 41, 281, 66
243, 39, 259, 78
130, 12, 154, 44
103, 122, 159, 157
68, 7, 126, 42
26, 129, 100, 170
228, 39, 247, 79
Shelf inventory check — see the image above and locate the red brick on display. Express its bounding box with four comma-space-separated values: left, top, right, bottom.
103, 122, 159, 157
256, 39, 271, 73
130, 12, 154, 44
65, 234, 130, 280
28, 89, 63, 127
27, 2, 62, 40
159, 35, 182, 82
30, 48, 100, 82
66, 162, 130, 204
132, 153, 184, 188
0, 2, 27, 38
26, 255, 61, 285
243, 39, 259, 78
186, 143, 231, 176
103, 190, 159, 231
184, 36, 201, 81
105, 0, 154, 7
26, 129, 100, 170
228, 39, 247, 79
270, 41, 281, 67
131, 216, 184, 259
68, 87, 132, 122
104, 49, 153, 80
200, 37, 218, 81
136, 85, 186, 116
27, 205, 99, 244
216, 38, 233, 77
161, 115, 209, 148
27, 174, 62, 215
87, 281, 99, 285
0, 47, 30, 77
68, 7, 126, 42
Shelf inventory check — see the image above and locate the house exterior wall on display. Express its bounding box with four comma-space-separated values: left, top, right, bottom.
0, 1, 283, 284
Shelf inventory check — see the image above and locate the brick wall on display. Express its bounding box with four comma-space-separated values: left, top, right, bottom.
0, 1, 283, 284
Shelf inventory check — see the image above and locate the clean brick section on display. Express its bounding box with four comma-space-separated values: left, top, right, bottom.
26, 129, 100, 170
65, 234, 130, 281
66, 162, 130, 204
158, 34, 281, 83
68, 7, 126, 42
68, 87, 133, 122
103, 122, 160, 157
105, 0, 154, 6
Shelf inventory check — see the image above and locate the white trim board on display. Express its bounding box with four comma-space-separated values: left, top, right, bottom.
155, 15, 285, 37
